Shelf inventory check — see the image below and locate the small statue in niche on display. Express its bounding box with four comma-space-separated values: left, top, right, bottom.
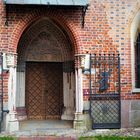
99, 69, 111, 92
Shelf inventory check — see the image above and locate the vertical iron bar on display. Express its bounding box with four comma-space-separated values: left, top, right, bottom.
118, 54, 121, 127
108, 54, 111, 93
1, 52, 3, 121
99, 54, 101, 93
94, 54, 97, 94
104, 54, 106, 94
89, 54, 92, 119
113, 54, 116, 93
0, 52, 3, 132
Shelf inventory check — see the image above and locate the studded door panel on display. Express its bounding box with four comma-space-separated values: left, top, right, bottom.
45, 63, 63, 119
26, 62, 63, 120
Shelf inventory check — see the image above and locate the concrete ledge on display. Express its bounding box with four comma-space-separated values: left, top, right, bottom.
132, 88, 140, 93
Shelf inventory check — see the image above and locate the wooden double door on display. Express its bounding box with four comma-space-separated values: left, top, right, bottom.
25, 62, 63, 120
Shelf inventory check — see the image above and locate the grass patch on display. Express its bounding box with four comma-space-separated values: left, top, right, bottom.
79, 135, 140, 140
0, 137, 16, 140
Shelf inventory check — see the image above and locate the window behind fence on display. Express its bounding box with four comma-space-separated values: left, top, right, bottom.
135, 33, 140, 88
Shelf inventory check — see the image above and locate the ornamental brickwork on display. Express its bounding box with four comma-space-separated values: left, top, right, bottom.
0, 0, 140, 129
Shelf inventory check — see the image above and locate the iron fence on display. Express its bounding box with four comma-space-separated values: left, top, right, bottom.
89, 54, 121, 129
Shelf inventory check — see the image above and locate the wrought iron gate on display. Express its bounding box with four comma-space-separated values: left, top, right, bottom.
89, 54, 121, 129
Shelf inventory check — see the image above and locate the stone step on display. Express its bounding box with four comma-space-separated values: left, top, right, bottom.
19, 120, 73, 131
11, 128, 81, 138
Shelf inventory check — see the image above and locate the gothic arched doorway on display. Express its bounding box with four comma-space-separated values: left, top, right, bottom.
16, 18, 75, 123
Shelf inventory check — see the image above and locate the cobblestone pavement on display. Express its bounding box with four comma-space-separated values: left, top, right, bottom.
1, 128, 140, 139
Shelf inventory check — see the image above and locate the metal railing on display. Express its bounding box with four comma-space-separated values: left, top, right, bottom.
88, 54, 121, 129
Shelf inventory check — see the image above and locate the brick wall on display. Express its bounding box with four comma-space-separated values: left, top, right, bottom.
0, 0, 140, 102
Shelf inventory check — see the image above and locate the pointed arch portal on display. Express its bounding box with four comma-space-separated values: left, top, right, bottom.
16, 18, 75, 121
